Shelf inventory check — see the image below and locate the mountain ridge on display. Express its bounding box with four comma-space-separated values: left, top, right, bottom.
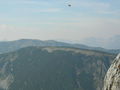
0, 39, 119, 54
0, 46, 116, 90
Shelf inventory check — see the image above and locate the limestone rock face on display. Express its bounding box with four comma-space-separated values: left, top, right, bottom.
104, 54, 120, 90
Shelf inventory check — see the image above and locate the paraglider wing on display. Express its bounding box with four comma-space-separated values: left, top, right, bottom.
68, 4, 71, 7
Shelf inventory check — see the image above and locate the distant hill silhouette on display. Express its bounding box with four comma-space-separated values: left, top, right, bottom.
0, 39, 119, 54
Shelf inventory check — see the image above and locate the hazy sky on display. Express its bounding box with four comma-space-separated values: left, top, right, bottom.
0, 0, 120, 41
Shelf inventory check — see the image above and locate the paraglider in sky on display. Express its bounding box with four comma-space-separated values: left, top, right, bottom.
68, 4, 71, 7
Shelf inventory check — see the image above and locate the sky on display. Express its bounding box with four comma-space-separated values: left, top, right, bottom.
0, 0, 120, 44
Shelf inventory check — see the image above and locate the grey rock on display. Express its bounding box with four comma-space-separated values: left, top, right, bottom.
104, 54, 120, 90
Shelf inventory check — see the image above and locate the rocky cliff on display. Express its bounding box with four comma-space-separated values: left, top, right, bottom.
104, 54, 120, 90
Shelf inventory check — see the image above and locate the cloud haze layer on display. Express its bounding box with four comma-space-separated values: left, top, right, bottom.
0, 0, 120, 49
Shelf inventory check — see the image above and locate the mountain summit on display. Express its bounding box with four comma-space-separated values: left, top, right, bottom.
104, 53, 120, 90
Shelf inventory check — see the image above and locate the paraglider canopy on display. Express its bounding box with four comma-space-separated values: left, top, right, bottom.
68, 4, 71, 7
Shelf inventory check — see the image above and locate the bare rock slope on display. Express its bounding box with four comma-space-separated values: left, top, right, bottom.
104, 54, 120, 90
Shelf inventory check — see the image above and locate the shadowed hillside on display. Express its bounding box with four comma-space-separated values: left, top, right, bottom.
0, 46, 115, 90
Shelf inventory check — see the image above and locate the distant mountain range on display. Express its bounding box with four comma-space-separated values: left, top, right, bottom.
0, 46, 115, 90
0, 39, 119, 54
80, 35, 120, 49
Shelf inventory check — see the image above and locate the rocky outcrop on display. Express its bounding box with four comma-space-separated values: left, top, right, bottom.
104, 54, 120, 90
